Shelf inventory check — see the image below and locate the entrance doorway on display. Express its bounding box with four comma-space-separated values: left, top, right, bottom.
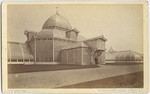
94, 57, 98, 64
93, 50, 103, 64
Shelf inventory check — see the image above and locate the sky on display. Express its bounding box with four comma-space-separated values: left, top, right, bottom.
7, 4, 143, 53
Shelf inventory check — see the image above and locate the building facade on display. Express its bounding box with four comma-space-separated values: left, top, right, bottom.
8, 12, 107, 65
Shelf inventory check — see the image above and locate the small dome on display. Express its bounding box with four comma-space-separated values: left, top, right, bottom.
42, 13, 72, 30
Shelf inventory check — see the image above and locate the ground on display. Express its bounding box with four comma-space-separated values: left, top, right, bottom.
61, 71, 143, 88
8, 64, 143, 88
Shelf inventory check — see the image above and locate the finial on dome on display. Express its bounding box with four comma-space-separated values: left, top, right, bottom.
56, 7, 59, 15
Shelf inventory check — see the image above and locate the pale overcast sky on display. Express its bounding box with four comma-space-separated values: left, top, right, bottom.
7, 4, 143, 53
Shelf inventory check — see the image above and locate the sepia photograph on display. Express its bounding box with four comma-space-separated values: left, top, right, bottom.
2, 1, 149, 93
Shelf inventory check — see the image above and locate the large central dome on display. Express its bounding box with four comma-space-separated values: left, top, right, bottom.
42, 12, 72, 30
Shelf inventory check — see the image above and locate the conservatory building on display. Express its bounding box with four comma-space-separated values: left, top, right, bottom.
7, 12, 107, 65
105, 47, 143, 64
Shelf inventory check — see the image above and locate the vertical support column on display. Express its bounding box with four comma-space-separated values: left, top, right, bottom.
103, 50, 106, 64
19, 43, 25, 64
53, 38, 54, 62
73, 49, 75, 64
10, 59, 11, 64
91, 49, 95, 65
81, 47, 83, 65
8, 43, 12, 64
66, 51, 68, 64
34, 38, 36, 63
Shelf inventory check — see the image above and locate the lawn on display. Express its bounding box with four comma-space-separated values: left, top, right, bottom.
60, 71, 143, 88
8, 64, 99, 74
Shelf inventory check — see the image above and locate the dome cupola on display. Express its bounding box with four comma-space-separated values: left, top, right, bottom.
42, 12, 72, 30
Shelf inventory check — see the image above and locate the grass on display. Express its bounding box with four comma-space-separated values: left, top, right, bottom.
8, 64, 99, 74
60, 71, 143, 88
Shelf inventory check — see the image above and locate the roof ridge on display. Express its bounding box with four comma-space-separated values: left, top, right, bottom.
62, 42, 89, 50
7, 41, 25, 44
